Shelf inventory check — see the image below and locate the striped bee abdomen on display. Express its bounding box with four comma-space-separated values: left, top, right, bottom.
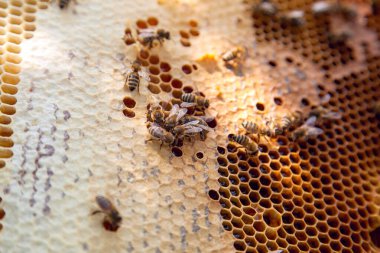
127, 72, 140, 91
181, 93, 195, 103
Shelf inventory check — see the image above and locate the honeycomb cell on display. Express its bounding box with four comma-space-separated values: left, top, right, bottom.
123, 96, 136, 108
147, 17, 158, 26
208, 189, 219, 200
122, 108, 135, 118
147, 84, 160, 94
263, 209, 281, 228
179, 30, 190, 39
189, 28, 200, 36
255, 232, 267, 244
222, 220, 232, 231
136, 19, 148, 29
171, 147, 182, 157
180, 38, 191, 47
181, 64, 192, 74
231, 217, 244, 228
159, 83, 172, 93
249, 191, 260, 203
171, 79, 183, 89
149, 66, 160, 75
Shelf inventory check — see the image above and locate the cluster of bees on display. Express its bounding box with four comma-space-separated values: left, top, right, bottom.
123, 27, 171, 92
253, 0, 306, 28
229, 95, 342, 155
252, 0, 376, 47
123, 26, 170, 49
146, 93, 213, 147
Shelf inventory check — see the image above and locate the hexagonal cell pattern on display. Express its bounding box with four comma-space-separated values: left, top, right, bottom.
2, 0, 380, 253
215, 55, 380, 252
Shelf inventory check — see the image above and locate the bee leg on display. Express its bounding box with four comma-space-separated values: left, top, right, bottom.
145, 138, 154, 144
91, 210, 103, 216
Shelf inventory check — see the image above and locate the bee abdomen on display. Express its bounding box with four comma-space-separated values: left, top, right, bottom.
149, 126, 162, 138
127, 73, 140, 91
181, 93, 195, 102
222, 51, 235, 62
59, 0, 70, 8
281, 116, 292, 129
242, 121, 257, 133
229, 134, 248, 145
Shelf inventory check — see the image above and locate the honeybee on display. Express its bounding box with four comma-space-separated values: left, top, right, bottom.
280, 111, 303, 131
290, 116, 323, 141
123, 27, 136, 45
242, 118, 283, 141
178, 115, 211, 140
125, 60, 150, 93
281, 10, 305, 27
148, 123, 175, 146
309, 107, 341, 121
312, 1, 334, 16
310, 94, 341, 121
164, 104, 188, 130
327, 31, 351, 46
92, 195, 122, 232
269, 251, 283, 253
58, 0, 71, 9
181, 93, 210, 109
222, 46, 246, 63
147, 104, 166, 125
228, 134, 258, 155
254, 0, 277, 17
138, 28, 170, 49
172, 120, 213, 141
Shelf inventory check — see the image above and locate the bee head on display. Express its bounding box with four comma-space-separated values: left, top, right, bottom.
131, 59, 142, 69
204, 99, 210, 108
158, 29, 170, 39
228, 134, 235, 141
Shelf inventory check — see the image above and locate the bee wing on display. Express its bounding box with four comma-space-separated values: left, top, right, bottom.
195, 124, 213, 132
168, 104, 180, 118
95, 195, 113, 211
138, 70, 151, 81
199, 116, 215, 123
269, 250, 283, 253
320, 94, 331, 104
305, 126, 324, 137
138, 29, 155, 37
176, 108, 188, 122
304, 116, 317, 126
184, 126, 204, 134
180, 102, 197, 108
182, 120, 200, 126
323, 111, 342, 120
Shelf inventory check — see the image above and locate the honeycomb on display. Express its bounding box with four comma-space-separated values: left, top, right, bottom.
0, 0, 379, 253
